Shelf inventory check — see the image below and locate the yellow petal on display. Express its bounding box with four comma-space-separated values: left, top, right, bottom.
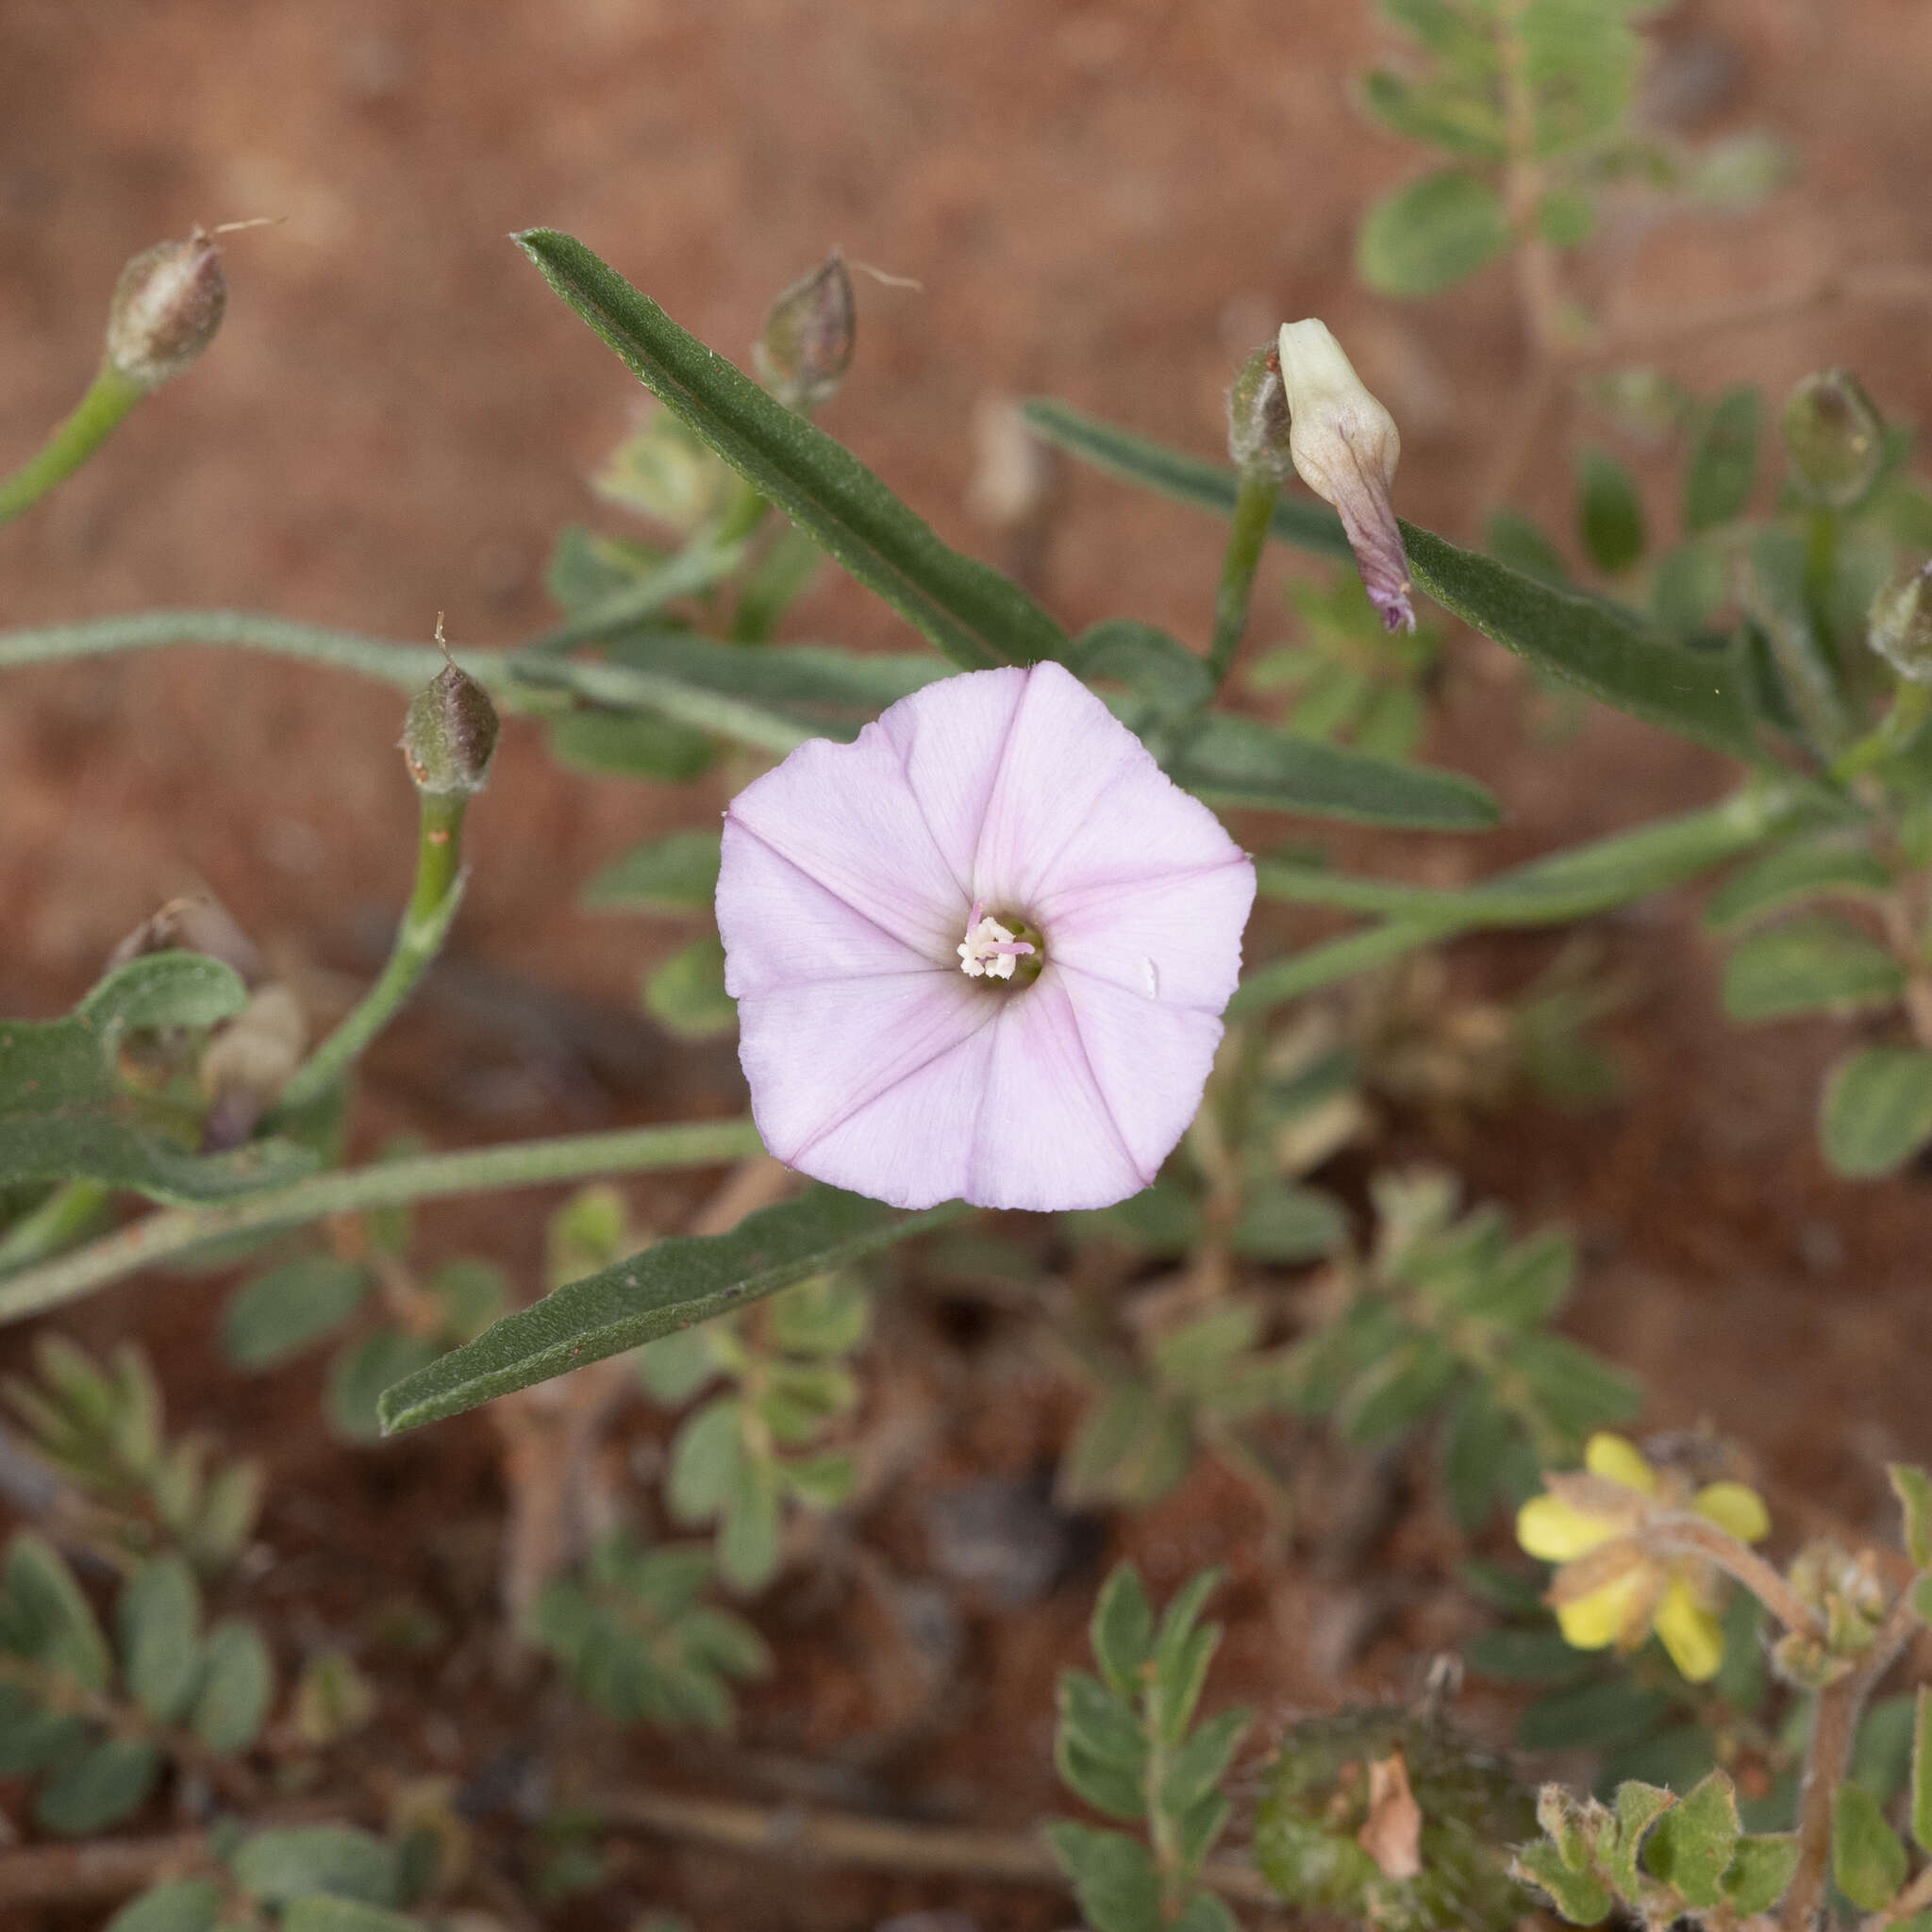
1584, 1432, 1656, 1495
1518, 1493, 1619, 1562
1694, 1481, 1770, 1544
1654, 1578, 1725, 1682
1555, 1563, 1660, 1652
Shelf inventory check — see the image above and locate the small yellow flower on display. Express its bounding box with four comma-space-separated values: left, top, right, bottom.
1515, 1433, 1769, 1684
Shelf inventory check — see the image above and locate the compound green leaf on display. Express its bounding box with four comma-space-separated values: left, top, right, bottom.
1722, 917, 1905, 1022
223, 1257, 372, 1368
1357, 169, 1510, 296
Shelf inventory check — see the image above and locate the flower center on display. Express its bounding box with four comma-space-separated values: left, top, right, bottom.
957, 901, 1041, 983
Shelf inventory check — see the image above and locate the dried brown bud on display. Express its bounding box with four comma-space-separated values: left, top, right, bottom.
754, 250, 856, 408
401, 639, 501, 795
1782, 368, 1884, 509
200, 983, 308, 1150
1226, 342, 1292, 482
105, 229, 227, 391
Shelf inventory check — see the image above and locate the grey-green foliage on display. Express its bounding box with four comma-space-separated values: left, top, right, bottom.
0, 1531, 273, 1835
0, 952, 312, 1203
1255, 1703, 1535, 1932
1045, 1565, 1250, 1932
641, 1271, 869, 1591
526, 1530, 771, 1731
1355, 0, 1776, 302
3, 1334, 262, 1574
1291, 1172, 1638, 1528
1517, 1771, 1805, 1926
106, 1822, 429, 1932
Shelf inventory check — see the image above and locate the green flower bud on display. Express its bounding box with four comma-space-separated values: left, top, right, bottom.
401, 634, 500, 796
1781, 368, 1884, 508
1226, 341, 1292, 481
1255, 1707, 1535, 1932
1869, 560, 1932, 683
105, 228, 226, 391
754, 250, 856, 408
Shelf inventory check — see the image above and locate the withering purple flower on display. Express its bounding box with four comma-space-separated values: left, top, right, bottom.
716, 661, 1256, 1211
1277, 319, 1415, 635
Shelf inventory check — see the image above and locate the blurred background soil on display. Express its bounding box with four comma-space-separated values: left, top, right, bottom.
3, 1, 1931, 1926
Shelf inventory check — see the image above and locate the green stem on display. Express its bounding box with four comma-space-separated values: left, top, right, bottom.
0, 1119, 766, 1324
1206, 470, 1278, 690
0, 1181, 112, 1277
0, 364, 146, 527
0, 609, 518, 694
1832, 676, 1931, 784
271, 791, 468, 1120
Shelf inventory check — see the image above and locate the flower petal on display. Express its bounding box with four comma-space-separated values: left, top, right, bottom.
1693, 1481, 1770, 1544
1554, 1561, 1661, 1653
965, 974, 1150, 1210
874, 663, 1030, 901
1052, 964, 1227, 1181
1654, 1579, 1725, 1682
971, 661, 1149, 909
718, 818, 942, 996
1045, 858, 1255, 1012
738, 972, 997, 1208
1584, 1432, 1657, 1496
724, 724, 964, 960
1518, 1493, 1621, 1563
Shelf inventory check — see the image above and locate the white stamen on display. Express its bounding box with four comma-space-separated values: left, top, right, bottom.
958, 912, 1034, 980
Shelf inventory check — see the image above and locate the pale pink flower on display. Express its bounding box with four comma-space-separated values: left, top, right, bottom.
716, 661, 1256, 1211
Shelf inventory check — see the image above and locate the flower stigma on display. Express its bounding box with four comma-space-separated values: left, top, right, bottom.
957, 900, 1040, 982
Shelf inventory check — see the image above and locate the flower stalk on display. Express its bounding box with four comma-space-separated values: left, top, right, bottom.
1207, 469, 1279, 691
0, 363, 148, 528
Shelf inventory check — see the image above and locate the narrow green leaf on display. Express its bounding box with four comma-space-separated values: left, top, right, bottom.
1017, 399, 1352, 558
1357, 169, 1510, 296
1642, 1770, 1740, 1909
1683, 388, 1762, 534
517, 230, 1067, 670
1832, 1779, 1908, 1911
515, 635, 944, 756
1722, 916, 1905, 1022
1577, 447, 1646, 574
1091, 1564, 1157, 1700
1069, 621, 1214, 722
0, 955, 314, 1203
582, 829, 723, 915
1704, 839, 1890, 929
1171, 712, 1497, 829
378, 1189, 966, 1431
1401, 524, 1761, 760
643, 938, 736, 1041
118, 1556, 204, 1724
547, 708, 716, 782
1018, 399, 1766, 759
223, 1256, 372, 1368
1821, 1048, 1932, 1177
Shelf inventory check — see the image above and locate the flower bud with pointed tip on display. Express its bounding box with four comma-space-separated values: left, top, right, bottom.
105, 229, 227, 391
1226, 342, 1292, 482
1782, 368, 1884, 509
1277, 319, 1415, 634
1869, 560, 1932, 683
754, 250, 856, 409
401, 658, 501, 796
